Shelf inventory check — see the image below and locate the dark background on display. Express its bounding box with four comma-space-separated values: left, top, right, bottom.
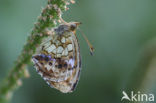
0, 0, 156, 103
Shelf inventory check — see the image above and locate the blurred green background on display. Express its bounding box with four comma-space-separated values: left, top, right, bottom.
0, 0, 156, 103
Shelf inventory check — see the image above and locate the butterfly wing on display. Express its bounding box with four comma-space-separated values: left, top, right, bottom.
32, 31, 81, 93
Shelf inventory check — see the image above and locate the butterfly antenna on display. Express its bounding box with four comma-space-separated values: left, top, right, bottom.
78, 28, 94, 55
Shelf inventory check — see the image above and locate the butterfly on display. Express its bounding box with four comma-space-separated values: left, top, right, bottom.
32, 20, 94, 93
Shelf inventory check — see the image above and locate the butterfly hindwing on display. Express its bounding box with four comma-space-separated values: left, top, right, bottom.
32, 27, 81, 93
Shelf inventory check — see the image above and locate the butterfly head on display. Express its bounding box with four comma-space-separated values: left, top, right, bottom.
68, 22, 81, 31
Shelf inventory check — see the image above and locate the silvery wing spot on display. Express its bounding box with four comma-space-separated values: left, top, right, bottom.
32, 22, 81, 93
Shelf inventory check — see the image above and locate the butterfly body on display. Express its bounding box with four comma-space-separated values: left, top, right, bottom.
32, 22, 81, 93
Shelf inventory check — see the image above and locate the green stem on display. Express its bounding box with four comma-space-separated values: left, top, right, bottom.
0, 0, 74, 102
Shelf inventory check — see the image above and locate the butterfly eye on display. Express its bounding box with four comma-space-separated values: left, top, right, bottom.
70, 24, 76, 31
